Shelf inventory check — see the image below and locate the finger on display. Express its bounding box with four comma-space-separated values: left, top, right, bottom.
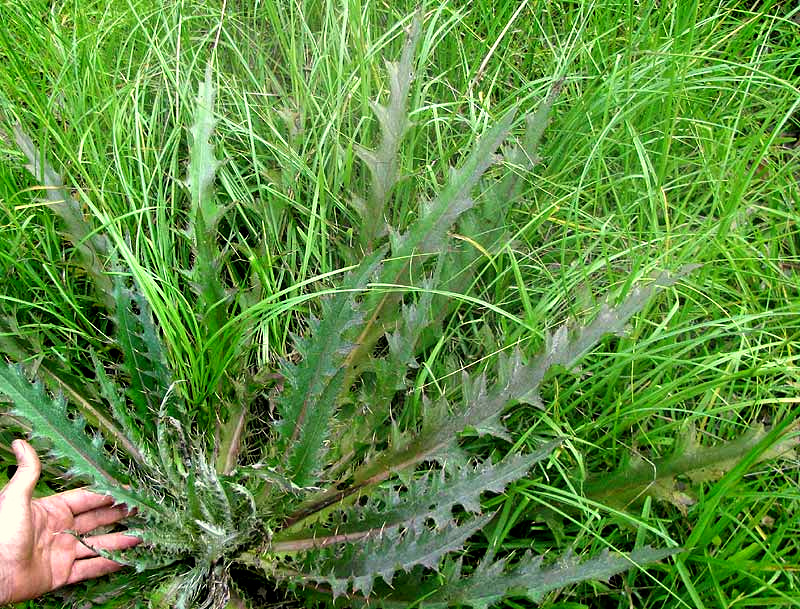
57, 488, 115, 515
66, 556, 128, 585
4, 439, 41, 503
73, 504, 133, 534
74, 532, 141, 559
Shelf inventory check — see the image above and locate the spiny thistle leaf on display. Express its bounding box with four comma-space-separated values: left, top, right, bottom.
149, 565, 208, 609
120, 521, 195, 557
293, 273, 685, 526
113, 277, 173, 441
1, 364, 122, 482
11, 124, 113, 310
236, 461, 309, 496
92, 354, 153, 469
392, 108, 517, 260
507, 79, 563, 188
512, 270, 685, 408
0, 363, 163, 515
272, 446, 556, 553
53, 569, 174, 609
335, 264, 441, 458
472, 79, 562, 235
276, 249, 385, 486
349, 273, 681, 492
583, 422, 800, 514
379, 255, 444, 383
348, 107, 519, 382
185, 61, 228, 338
0, 316, 144, 465
293, 513, 494, 599
193, 447, 235, 530
187, 62, 225, 231
156, 407, 193, 490
354, 12, 422, 253
439, 80, 563, 302
363, 546, 677, 609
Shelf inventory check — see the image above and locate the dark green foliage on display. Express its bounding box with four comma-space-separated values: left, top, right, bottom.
0, 364, 123, 484
300, 513, 496, 598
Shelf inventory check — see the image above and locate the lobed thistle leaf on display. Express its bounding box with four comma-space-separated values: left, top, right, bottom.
276, 249, 385, 486
512, 270, 685, 408
12, 123, 113, 310
290, 513, 494, 599
0, 316, 145, 465
335, 263, 442, 460
383, 256, 443, 375
113, 277, 174, 442
438, 81, 563, 307
121, 521, 195, 558
391, 107, 516, 260
0, 363, 164, 515
343, 272, 684, 498
362, 545, 677, 608
354, 12, 422, 253
0, 366, 121, 486
501, 79, 563, 198
91, 353, 153, 470
272, 445, 556, 553
194, 449, 235, 531
156, 407, 193, 490
185, 61, 229, 339
187, 62, 225, 231
347, 107, 519, 385
236, 461, 309, 496
582, 421, 800, 514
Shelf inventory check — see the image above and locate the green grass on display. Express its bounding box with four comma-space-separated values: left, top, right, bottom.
1, 0, 799, 607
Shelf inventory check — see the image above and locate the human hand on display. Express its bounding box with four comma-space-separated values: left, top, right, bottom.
0, 440, 140, 604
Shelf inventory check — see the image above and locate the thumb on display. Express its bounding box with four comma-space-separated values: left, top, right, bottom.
4, 439, 41, 503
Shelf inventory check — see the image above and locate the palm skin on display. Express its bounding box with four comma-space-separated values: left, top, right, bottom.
0, 440, 140, 603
